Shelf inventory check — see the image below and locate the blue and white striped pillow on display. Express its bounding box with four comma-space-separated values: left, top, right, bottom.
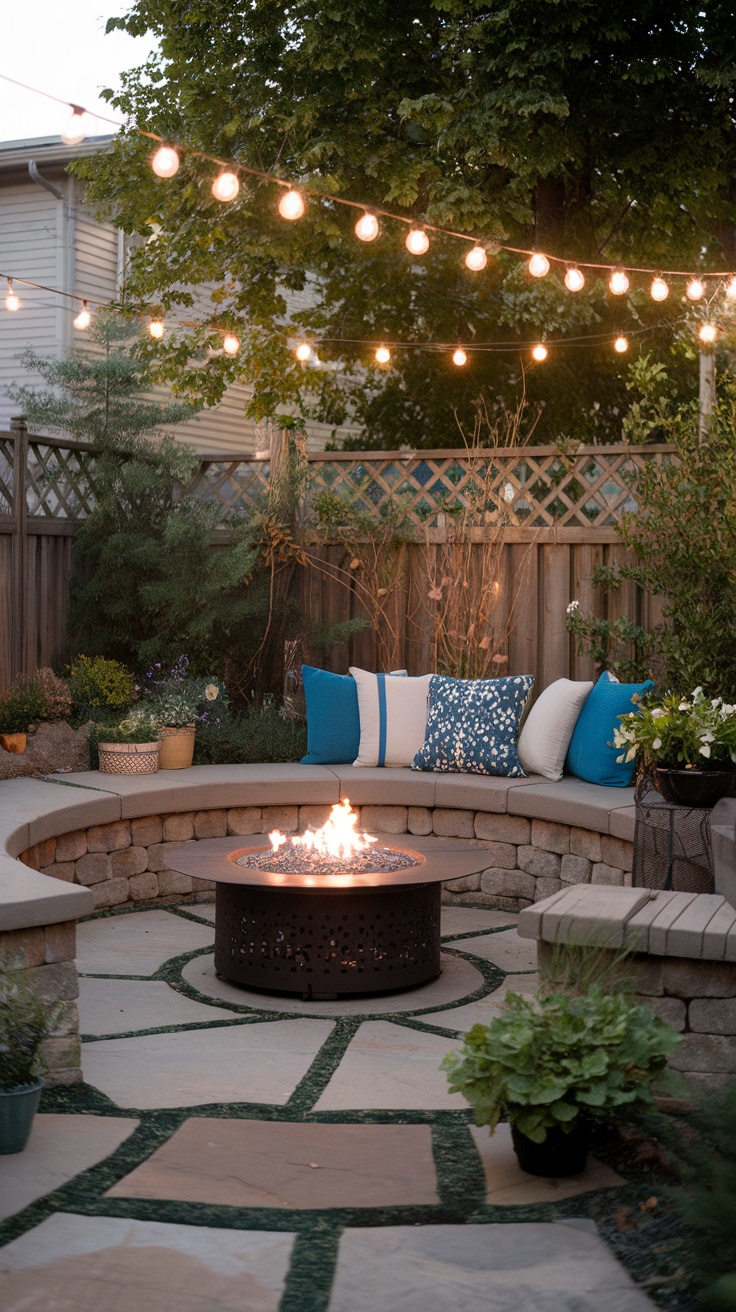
350, 668, 431, 767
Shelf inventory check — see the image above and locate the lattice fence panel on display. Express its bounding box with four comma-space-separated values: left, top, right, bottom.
25, 441, 98, 519
0, 436, 13, 515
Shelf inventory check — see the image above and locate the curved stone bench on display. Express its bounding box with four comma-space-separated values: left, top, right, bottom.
0, 763, 636, 1084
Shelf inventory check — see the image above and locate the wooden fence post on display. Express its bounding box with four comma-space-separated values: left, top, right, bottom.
10, 415, 28, 680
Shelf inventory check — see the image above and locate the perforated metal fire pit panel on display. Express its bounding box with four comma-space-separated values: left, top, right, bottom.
214, 880, 441, 997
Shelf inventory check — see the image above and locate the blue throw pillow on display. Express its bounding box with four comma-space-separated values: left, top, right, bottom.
565, 671, 655, 786
300, 666, 360, 765
411, 674, 534, 776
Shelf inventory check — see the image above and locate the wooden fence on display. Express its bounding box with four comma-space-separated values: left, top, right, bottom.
0, 418, 673, 688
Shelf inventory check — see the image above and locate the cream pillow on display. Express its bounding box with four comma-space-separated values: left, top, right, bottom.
350, 667, 432, 767
517, 678, 593, 781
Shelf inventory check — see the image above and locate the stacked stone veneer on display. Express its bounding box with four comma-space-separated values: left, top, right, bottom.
0, 921, 80, 1085
19, 804, 633, 914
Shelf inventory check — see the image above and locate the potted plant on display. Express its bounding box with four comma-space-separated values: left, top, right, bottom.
613, 687, 736, 807
442, 986, 682, 1177
0, 959, 60, 1154
0, 678, 46, 754
144, 657, 223, 769
97, 710, 162, 775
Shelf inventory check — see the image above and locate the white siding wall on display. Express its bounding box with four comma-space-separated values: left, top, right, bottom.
0, 183, 63, 428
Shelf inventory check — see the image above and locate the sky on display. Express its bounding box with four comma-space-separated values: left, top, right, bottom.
0, 2, 157, 144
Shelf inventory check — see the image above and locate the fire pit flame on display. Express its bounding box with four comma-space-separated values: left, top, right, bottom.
268, 799, 376, 864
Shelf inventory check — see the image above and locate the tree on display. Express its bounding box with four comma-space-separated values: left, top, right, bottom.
77, 1, 735, 447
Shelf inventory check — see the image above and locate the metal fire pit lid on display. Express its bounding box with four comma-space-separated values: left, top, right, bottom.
164, 833, 491, 891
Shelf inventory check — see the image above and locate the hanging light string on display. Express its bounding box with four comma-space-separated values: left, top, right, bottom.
4, 70, 736, 285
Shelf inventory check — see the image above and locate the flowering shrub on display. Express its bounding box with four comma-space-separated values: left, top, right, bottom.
142, 656, 227, 728
69, 656, 136, 712
97, 707, 161, 744
32, 668, 72, 721
613, 688, 736, 771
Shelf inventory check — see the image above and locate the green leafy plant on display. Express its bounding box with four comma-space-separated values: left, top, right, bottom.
667, 1082, 736, 1308
68, 656, 136, 716
0, 958, 60, 1090
443, 986, 682, 1144
0, 677, 47, 734
96, 709, 161, 745
194, 703, 307, 765
614, 687, 736, 772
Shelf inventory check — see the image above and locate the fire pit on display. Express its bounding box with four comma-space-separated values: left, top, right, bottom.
165, 801, 490, 999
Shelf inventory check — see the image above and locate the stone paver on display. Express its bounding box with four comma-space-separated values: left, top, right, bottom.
78, 977, 236, 1035
0, 1116, 138, 1222
107, 1118, 438, 1209
314, 1021, 466, 1111
83, 1019, 334, 1109
447, 927, 538, 973
77, 910, 213, 977
326, 1222, 656, 1311
182, 904, 216, 923
0, 1213, 295, 1312
419, 973, 539, 1033
439, 908, 517, 937
470, 1124, 625, 1205
181, 952, 484, 1017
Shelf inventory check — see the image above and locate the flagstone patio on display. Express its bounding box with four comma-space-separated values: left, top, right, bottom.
0, 902, 665, 1310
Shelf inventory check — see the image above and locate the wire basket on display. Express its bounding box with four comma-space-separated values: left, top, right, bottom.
633, 782, 714, 893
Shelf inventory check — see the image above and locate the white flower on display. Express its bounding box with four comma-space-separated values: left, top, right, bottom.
566, 600, 581, 615
712, 698, 723, 708
205, 684, 219, 701
652, 738, 662, 750
701, 742, 711, 758
651, 708, 667, 719
678, 702, 690, 712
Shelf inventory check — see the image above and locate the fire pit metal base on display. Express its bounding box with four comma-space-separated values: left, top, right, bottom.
214, 880, 441, 997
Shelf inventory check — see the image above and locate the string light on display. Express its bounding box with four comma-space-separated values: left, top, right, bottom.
4, 279, 20, 312
699, 323, 717, 344
73, 301, 91, 330
148, 319, 165, 339
687, 278, 705, 301
650, 277, 669, 301
278, 189, 305, 220
212, 171, 240, 202
564, 267, 585, 292
609, 270, 629, 295
531, 343, 548, 361
222, 333, 240, 355
452, 348, 467, 367
726, 276, 736, 301
375, 345, 391, 364
405, 229, 429, 256
528, 253, 550, 278
60, 106, 85, 146
355, 212, 379, 242
151, 146, 180, 178
465, 246, 487, 272
614, 335, 629, 353
295, 342, 311, 361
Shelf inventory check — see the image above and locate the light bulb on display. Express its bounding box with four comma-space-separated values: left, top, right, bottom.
614, 335, 629, 353
687, 278, 705, 301
375, 345, 391, 364
529, 253, 550, 278
564, 267, 585, 292
148, 319, 165, 339
278, 189, 306, 220
531, 343, 548, 362
222, 333, 240, 355
61, 107, 86, 146
452, 348, 467, 367
151, 146, 180, 179
355, 212, 379, 242
465, 245, 487, 272
5, 281, 20, 312
609, 270, 630, 295
726, 276, 736, 300
212, 171, 240, 202
295, 342, 311, 362
651, 277, 669, 301
73, 301, 92, 330
699, 323, 717, 344
406, 228, 429, 255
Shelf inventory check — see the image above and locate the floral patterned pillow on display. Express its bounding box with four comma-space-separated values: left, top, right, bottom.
411, 674, 534, 776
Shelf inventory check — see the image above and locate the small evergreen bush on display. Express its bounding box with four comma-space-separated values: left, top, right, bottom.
0, 959, 59, 1090
194, 703, 306, 765
68, 656, 136, 718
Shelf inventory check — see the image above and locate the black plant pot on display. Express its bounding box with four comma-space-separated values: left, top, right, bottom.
511, 1120, 590, 1177
656, 767, 735, 809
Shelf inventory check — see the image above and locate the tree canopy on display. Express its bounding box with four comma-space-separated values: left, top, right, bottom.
78, 0, 736, 447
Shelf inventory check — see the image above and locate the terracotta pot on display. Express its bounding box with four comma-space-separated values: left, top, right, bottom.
158, 725, 196, 770
98, 741, 160, 775
0, 732, 26, 755
510, 1120, 590, 1177
656, 767, 735, 809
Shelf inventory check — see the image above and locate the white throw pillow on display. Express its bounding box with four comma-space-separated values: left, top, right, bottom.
350, 667, 432, 767
517, 678, 594, 781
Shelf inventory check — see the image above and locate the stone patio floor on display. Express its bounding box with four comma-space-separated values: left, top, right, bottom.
0, 903, 662, 1310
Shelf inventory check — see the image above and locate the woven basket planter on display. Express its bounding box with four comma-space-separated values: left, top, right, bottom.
158, 725, 196, 770
98, 741, 161, 775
